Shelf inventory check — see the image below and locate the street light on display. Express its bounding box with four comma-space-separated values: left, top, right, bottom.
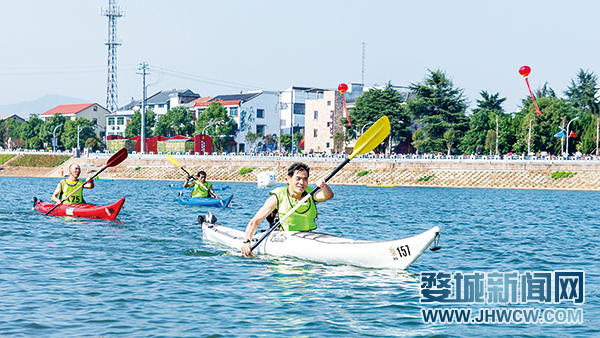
565, 116, 580, 157
47, 123, 63, 152
361, 121, 374, 135
77, 125, 95, 154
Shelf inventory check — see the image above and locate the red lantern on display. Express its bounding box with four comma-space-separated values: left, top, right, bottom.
519, 66, 531, 77
338, 83, 348, 94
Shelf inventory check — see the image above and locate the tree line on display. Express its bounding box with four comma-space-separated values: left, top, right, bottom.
348, 68, 600, 156
3, 68, 598, 156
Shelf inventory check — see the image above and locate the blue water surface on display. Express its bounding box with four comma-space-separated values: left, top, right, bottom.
0, 177, 598, 337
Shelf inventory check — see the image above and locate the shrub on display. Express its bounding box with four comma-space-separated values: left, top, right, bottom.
239, 167, 255, 175
7, 155, 71, 167
417, 174, 435, 182
550, 171, 576, 179
134, 166, 142, 170
0, 154, 16, 165
357, 169, 372, 177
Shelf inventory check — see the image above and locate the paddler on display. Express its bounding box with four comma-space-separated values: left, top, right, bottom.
241, 162, 334, 255
51, 163, 94, 204
184, 170, 219, 199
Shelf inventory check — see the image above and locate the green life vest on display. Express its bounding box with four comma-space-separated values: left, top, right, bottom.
270, 186, 318, 231
191, 181, 212, 198
60, 179, 85, 204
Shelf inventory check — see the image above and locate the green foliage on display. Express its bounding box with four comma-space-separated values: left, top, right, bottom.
350, 82, 411, 153
564, 69, 599, 116
0, 154, 16, 164
407, 69, 469, 153
125, 108, 156, 138
134, 166, 141, 170
356, 169, 372, 177
443, 129, 457, 155
85, 137, 101, 151
245, 132, 260, 151
155, 106, 194, 137
279, 134, 292, 151
195, 102, 237, 153
417, 173, 435, 182
239, 167, 254, 175
8, 155, 71, 167
550, 171, 576, 179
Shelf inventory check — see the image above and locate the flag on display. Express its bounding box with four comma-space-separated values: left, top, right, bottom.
569, 131, 578, 137
553, 130, 566, 138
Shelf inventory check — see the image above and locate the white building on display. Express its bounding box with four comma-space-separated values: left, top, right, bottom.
106, 89, 200, 137
278, 86, 327, 138
191, 91, 280, 153
40, 103, 109, 139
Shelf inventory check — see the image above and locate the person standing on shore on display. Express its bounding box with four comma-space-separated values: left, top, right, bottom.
51, 163, 94, 204
184, 170, 219, 199
241, 162, 334, 255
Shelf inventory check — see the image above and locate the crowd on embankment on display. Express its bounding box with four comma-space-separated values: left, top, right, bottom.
3, 151, 600, 191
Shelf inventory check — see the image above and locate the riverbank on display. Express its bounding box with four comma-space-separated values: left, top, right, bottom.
2, 152, 600, 190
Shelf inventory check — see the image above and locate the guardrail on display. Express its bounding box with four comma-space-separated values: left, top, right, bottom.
3, 149, 599, 164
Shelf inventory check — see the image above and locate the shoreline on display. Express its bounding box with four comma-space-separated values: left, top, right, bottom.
2, 153, 600, 191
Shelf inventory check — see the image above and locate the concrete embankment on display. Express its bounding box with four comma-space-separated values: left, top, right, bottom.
3, 153, 599, 191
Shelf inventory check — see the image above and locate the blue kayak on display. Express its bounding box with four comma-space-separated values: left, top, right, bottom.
178, 194, 233, 208
169, 184, 229, 191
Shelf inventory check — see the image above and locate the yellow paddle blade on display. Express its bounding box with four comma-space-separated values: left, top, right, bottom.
349, 116, 391, 160
166, 154, 182, 168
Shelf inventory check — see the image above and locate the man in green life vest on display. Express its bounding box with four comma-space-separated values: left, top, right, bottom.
51, 163, 94, 204
241, 162, 334, 255
183, 170, 219, 199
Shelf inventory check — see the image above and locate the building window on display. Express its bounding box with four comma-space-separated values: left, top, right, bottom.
93, 106, 98, 111
313, 129, 318, 138
327, 101, 331, 106
158, 104, 164, 108
230, 107, 238, 117
326, 142, 330, 148
256, 125, 266, 135
281, 119, 286, 127
257, 109, 264, 118
327, 122, 332, 127
92, 118, 97, 125
117, 117, 124, 125
117, 132, 124, 137
108, 118, 115, 125
313, 111, 318, 119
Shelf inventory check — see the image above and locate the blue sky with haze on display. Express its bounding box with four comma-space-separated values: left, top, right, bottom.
1, 0, 598, 116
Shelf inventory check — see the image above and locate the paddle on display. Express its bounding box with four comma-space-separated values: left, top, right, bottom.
45, 147, 128, 215
250, 115, 391, 252
166, 154, 218, 198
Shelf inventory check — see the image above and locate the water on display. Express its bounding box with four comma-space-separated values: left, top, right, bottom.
1, 177, 598, 337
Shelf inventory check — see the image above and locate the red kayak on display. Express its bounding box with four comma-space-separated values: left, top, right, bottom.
34, 197, 125, 220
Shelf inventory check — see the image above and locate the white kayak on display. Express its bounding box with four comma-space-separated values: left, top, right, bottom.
199, 215, 440, 269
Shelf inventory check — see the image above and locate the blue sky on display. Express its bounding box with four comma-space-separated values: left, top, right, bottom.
1, 0, 598, 115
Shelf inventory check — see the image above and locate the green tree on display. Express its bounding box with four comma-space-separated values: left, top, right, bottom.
263, 134, 277, 152
60, 117, 97, 150
85, 137, 102, 151
513, 94, 577, 155
564, 69, 600, 155
459, 91, 510, 154
443, 129, 457, 155
411, 129, 425, 154
245, 132, 260, 152
407, 69, 469, 153
41, 114, 67, 150
195, 102, 237, 153
155, 106, 194, 137
279, 134, 292, 152
349, 82, 411, 153
125, 108, 156, 138
19, 115, 44, 149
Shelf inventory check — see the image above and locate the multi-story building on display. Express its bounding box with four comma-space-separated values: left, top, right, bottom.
40, 103, 110, 139
106, 89, 200, 137
304, 90, 344, 154
191, 91, 280, 153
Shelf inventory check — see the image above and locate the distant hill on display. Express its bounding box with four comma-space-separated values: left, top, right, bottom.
0, 95, 91, 120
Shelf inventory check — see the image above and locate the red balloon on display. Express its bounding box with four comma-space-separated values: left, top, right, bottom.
519, 66, 531, 77
338, 83, 348, 94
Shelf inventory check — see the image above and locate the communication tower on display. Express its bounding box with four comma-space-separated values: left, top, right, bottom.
101, 0, 124, 112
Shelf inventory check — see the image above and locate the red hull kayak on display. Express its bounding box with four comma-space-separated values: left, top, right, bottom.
34, 197, 125, 220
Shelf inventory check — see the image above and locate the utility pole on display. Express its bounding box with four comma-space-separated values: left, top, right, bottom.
101, 0, 124, 112
361, 42, 366, 85
137, 62, 149, 154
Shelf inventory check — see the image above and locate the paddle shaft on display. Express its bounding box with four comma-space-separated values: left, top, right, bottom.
250, 158, 349, 251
